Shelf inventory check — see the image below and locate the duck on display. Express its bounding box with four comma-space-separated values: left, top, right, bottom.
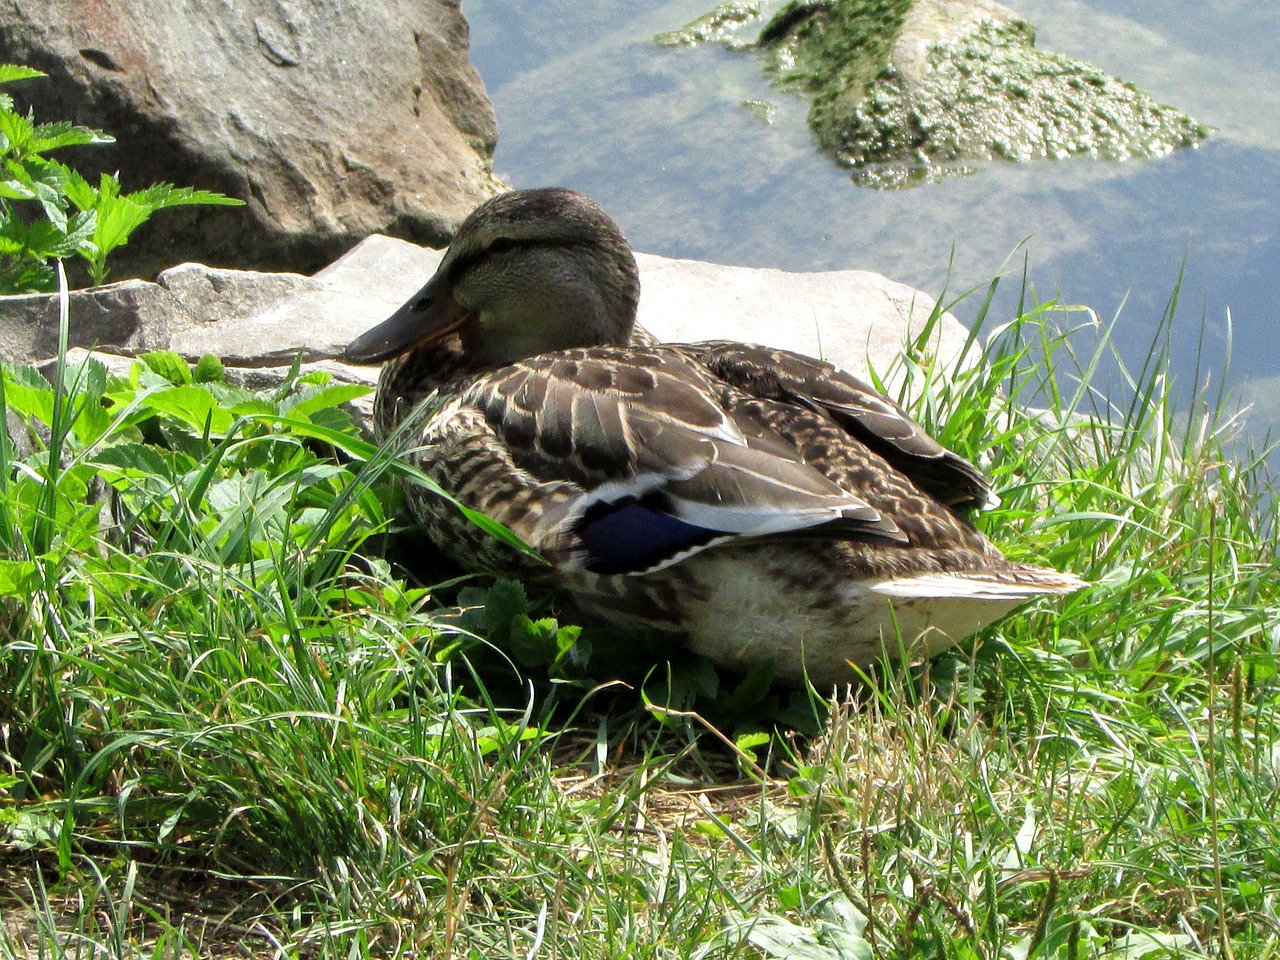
344, 188, 1084, 686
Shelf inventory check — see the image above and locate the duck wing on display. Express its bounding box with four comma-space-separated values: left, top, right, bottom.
463, 346, 908, 574
678, 341, 996, 511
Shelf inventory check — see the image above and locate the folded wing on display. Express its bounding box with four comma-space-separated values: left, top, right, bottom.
681, 341, 997, 510
464, 346, 907, 574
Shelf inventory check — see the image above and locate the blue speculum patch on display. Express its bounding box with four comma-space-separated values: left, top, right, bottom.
577, 495, 721, 574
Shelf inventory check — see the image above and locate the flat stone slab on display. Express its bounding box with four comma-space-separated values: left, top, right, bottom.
171, 233, 971, 388
170, 236, 436, 366
5, 233, 976, 400
0, 279, 179, 363
634, 251, 969, 385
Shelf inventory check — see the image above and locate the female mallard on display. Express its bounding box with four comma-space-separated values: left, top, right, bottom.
345, 188, 1083, 686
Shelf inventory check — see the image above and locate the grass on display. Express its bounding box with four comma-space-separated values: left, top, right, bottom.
0, 265, 1278, 958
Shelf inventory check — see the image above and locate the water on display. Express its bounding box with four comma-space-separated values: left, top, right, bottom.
464, 0, 1280, 436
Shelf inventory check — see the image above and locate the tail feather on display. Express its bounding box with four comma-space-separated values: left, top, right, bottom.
871, 569, 1086, 601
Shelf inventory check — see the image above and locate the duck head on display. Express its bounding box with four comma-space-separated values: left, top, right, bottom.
344, 188, 642, 367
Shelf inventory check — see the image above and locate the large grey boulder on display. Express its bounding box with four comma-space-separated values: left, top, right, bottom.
0, 0, 503, 278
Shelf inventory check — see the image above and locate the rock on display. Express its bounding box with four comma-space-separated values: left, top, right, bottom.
634, 253, 970, 386
156, 264, 319, 332
170, 234, 439, 366
0, 0, 503, 278
2, 233, 974, 401
0, 265, 319, 366
0, 279, 183, 363
165, 234, 973, 390
849, 0, 1210, 184
661, 0, 1209, 186
47, 347, 137, 382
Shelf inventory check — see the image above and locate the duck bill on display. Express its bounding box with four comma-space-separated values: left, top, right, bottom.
343, 272, 471, 364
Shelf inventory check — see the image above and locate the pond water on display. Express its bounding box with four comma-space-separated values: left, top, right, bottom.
464, 0, 1280, 444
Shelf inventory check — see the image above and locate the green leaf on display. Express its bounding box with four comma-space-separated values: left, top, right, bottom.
482, 579, 529, 636
3, 362, 52, 390
138, 385, 235, 436
94, 172, 120, 203
509, 614, 560, 667
0, 157, 67, 226
91, 189, 150, 255
296, 369, 333, 388
138, 350, 192, 385
1, 375, 55, 425
0, 109, 34, 155
59, 354, 108, 399
70, 401, 111, 448
91, 442, 186, 483
56, 163, 98, 212
688, 658, 721, 700
60, 208, 97, 254
0, 216, 87, 260
0, 257, 53, 294
0, 66, 45, 85
70, 175, 243, 286
1105, 930, 1195, 959
28, 120, 112, 155
127, 182, 245, 209
203, 470, 299, 561
0, 180, 32, 202
723, 660, 777, 713
0, 559, 37, 596
192, 354, 224, 383
0, 165, 34, 198
226, 397, 276, 419
3, 807, 61, 850
734, 731, 771, 764
0, 208, 95, 263
554, 622, 583, 661
720, 909, 873, 960
282, 383, 371, 421
778, 885, 803, 910
506, 616, 581, 670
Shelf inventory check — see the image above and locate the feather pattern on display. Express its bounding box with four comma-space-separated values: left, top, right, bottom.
684, 341, 997, 509
347, 188, 1085, 685
442, 345, 907, 573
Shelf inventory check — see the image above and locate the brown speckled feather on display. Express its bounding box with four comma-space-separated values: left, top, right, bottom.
680, 341, 994, 509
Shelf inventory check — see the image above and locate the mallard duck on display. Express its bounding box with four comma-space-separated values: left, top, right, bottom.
345, 188, 1083, 686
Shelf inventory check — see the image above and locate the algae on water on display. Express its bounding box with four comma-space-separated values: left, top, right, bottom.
658, 0, 1211, 187
655, 1, 764, 48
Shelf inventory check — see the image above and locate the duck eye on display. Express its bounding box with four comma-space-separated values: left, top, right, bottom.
488, 236, 517, 255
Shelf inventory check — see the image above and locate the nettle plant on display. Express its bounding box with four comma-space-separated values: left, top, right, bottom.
0, 64, 242, 294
